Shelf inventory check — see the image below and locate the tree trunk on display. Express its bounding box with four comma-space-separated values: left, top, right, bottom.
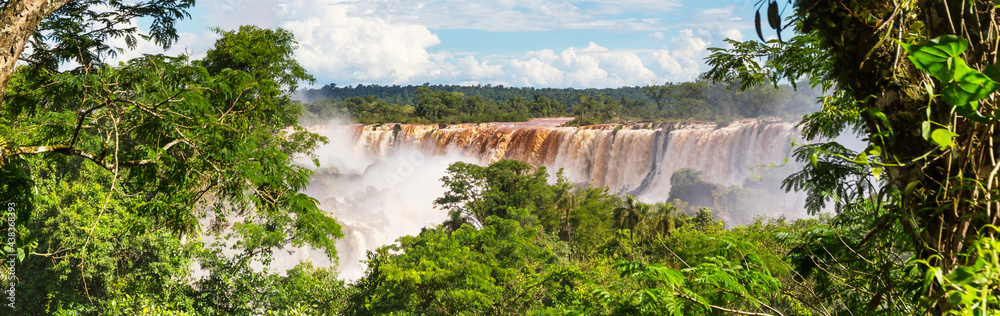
0, 0, 71, 104
800, 0, 1000, 310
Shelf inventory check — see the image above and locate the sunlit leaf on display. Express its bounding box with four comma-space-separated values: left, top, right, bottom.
940, 60, 996, 108
900, 35, 967, 80
931, 128, 958, 150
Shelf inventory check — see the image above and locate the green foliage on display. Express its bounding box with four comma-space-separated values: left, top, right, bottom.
26, 0, 195, 69
5, 25, 341, 256
435, 161, 623, 257
547, 216, 815, 316
706, 35, 830, 93
595, 261, 697, 316
191, 249, 348, 315
300, 80, 820, 125
346, 213, 566, 315
934, 233, 1000, 315
895, 34, 1000, 314
900, 35, 998, 123
17, 162, 197, 314
782, 142, 875, 214
203, 25, 315, 94
273, 262, 350, 315
666, 168, 718, 207
436, 160, 551, 227
562, 186, 620, 255
593, 247, 788, 316
0, 157, 32, 229
299, 83, 648, 109
566, 94, 621, 125
350, 159, 834, 315
3, 24, 347, 315
702, 3, 1000, 311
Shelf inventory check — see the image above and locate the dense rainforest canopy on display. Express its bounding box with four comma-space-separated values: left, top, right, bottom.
297, 80, 821, 125
0, 0, 999, 315
296, 83, 653, 106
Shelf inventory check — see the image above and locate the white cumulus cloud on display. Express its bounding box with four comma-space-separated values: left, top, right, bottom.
504, 42, 658, 88
648, 29, 709, 81
279, 2, 442, 83
111, 0, 738, 88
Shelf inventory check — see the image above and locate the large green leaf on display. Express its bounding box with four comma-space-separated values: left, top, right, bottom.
941, 58, 996, 108
902, 35, 998, 119
931, 128, 959, 150
900, 35, 967, 80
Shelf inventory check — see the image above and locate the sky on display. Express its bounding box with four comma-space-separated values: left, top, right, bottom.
124, 0, 778, 89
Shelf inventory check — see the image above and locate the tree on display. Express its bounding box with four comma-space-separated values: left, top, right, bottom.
613, 195, 648, 238
0, 0, 73, 101
642, 84, 671, 111
18, 162, 198, 314
436, 160, 552, 227
203, 25, 313, 95
346, 214, 567, 316
707, 0, 1000, 312
0, 0, 195, 104
734, 84, 788, 117
667, 168, 717, 207
3, 25, 341, 313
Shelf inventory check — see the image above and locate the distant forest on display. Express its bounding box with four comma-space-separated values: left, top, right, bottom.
296, 83, 652, 105
297, 80, 823, 125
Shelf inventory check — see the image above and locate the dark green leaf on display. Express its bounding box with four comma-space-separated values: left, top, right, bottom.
767, 1, 780, 30
755, 11, 765, 42
983, 63, 1000, 82
940, 60, 996, 108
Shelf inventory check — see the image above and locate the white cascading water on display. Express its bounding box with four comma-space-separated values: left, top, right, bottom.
302, 118, 802, 279
335, 118, 798, 196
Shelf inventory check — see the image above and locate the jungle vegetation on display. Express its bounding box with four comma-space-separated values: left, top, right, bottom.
0, 0, 999, 315
297, 80, 822, 125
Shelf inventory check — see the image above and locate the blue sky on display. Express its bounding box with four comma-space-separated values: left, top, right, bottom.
127, 0, 777, 88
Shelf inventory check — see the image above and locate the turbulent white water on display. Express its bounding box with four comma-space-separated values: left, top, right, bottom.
334, 119, 798, 196
303, 118, 803, 279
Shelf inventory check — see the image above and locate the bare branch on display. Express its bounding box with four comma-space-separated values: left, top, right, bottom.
0, 145, 153, 170
674, 290, 777, 316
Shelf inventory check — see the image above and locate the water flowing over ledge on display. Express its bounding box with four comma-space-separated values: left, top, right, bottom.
325, 118, 799, 200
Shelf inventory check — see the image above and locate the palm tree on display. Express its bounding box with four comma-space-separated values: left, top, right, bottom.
613, 195, 648, 239
645, 203, 678, 239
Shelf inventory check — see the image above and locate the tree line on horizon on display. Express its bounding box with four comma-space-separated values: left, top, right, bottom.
297, 80, 822, 126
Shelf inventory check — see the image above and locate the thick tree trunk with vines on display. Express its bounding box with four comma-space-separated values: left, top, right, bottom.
0, 0, 70, 103
800, 0, 1000, 310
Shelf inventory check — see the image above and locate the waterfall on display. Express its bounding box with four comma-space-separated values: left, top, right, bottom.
337, 119, 799, 199
303, 118, 802, 279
